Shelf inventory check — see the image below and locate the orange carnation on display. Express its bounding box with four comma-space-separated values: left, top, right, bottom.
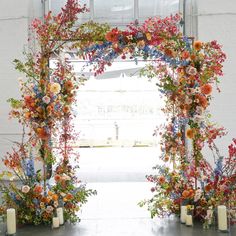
200, 84, 212, 95
193, 41, 203, 51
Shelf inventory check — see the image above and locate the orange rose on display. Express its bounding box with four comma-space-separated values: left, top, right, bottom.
200, 84, 212, 95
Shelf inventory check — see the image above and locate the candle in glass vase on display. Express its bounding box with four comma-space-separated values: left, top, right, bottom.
7, 208, 16, 235
180, 206, 187, 223
218, 205, 227, 231
52, 217, 60, 228
207, 209, 213, 225
186, 215, 193, 226
56, 208, 64, 225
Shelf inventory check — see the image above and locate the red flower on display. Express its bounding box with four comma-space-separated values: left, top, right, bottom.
34, 185, 43, 194
105, 29, 119, 42
201, 84, 212, 95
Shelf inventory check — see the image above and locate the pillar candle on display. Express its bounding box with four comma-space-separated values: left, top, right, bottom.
218, 205, 227, 231
56, 208, 64, 225
52, 217, 60, 228
180, 206, 187, 223
7, 208, 16, 235
186, 215, 193, 226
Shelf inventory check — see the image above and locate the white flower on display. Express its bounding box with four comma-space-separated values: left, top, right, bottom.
42, 96, 50, 104
194, 189, 202, 202
62, 174, 71, 181
186, 66, 197, 76
22, 185, 30, 193
46, 205, 54, 213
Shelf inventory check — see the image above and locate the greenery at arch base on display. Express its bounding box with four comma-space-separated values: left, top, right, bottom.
0, 0, 235, 227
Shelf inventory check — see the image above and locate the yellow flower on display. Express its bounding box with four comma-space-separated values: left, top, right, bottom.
50, 82, 61, 94
145, 32, 152, 41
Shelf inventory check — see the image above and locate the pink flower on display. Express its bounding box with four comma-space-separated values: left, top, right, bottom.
21, 185, 30, 193
42, 96, 50, 104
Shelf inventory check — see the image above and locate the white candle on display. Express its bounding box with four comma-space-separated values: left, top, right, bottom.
218, 205, 227, 231
180, 206, 187, 223
56, 208, 64, 225
7, 208, 16, 235
186, 215, 193, 226
52, 217, 60, 228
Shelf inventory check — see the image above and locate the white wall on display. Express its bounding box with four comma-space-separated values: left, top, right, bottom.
0, 0, 42, 169
197, 0, 236, 156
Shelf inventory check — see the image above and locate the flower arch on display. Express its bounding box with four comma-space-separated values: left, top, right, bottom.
1, 0, 235, 227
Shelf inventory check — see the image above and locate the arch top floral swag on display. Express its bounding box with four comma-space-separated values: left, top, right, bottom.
0, 0, 235, 227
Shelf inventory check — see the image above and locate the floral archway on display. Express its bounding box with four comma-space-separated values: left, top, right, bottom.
1, 0, 235, 228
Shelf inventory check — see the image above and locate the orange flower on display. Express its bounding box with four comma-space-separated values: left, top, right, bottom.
196, 94, 208, 108
34, 185, 43, 194
54, 174, 61, 182
200, 84, 212, 95
182, 190, 190, 199
48, 191, 53, 196
186, 128, 195, 139
193, 41, 203, 51
181, 51, 190, 59
158, 176, 166, 184
164, 48, 174, 57
65, 81, 73, 91
205, 184, 212, 192
36, 127, 48, 140
52, 194, 58, 201
63, 105, 70, 114
164, 155, 169, 162
105, 30, 119, 43
66, 193, 73, 200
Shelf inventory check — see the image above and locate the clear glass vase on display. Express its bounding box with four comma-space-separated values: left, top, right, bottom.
0, 215, 6, 235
